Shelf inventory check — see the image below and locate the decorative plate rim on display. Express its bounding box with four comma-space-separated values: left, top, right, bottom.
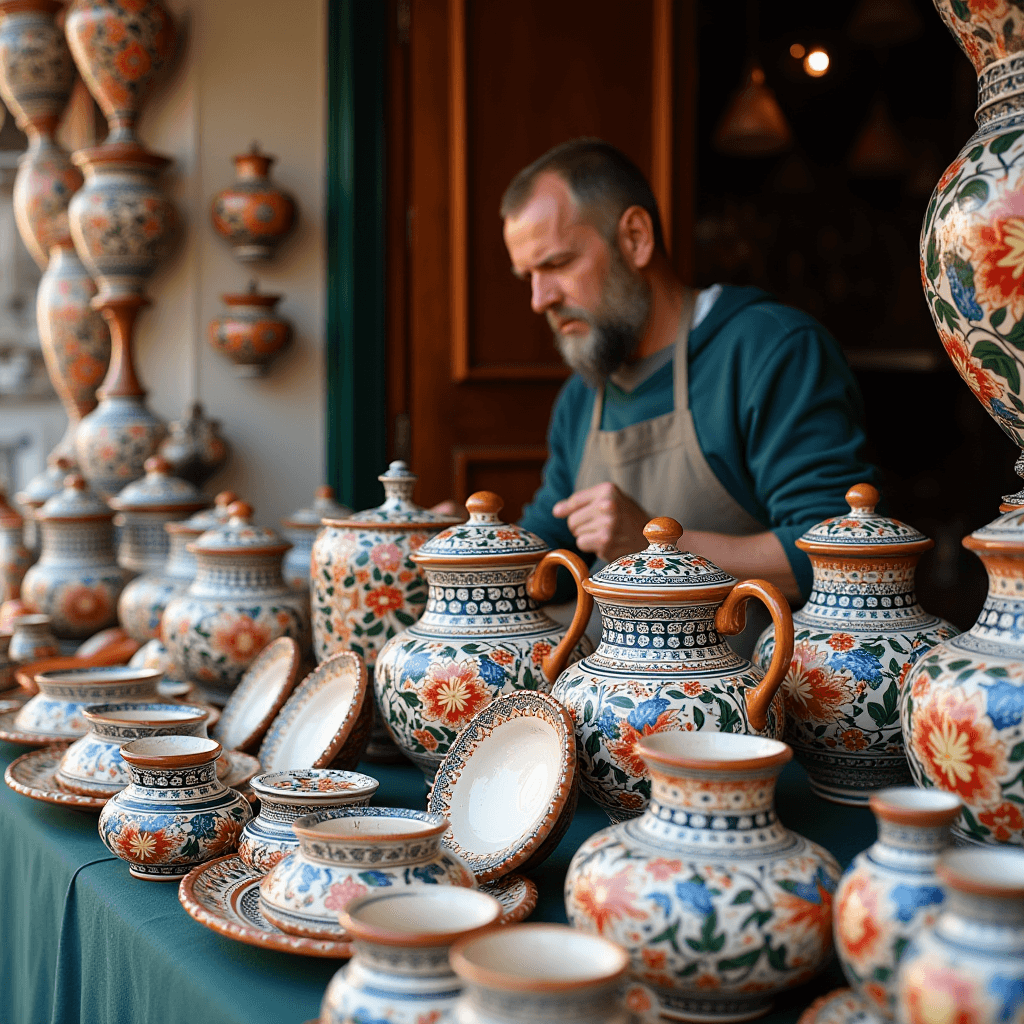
0, 709, 76, 747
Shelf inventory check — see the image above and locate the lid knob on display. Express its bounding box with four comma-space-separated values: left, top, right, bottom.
215, 490, 239, 508
53, 455, 74, 472
465, 491, 504, 517
65, 473, 87, 491
315, 484, 334, 500
643, 517, 684, 548
846, 483, 879, 514
227, 500, 253, 521
144, 455, 171, 476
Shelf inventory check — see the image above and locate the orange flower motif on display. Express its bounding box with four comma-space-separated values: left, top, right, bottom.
531, 641, 552, 666
62, 584, 109, 626
370, 542, 402, 573
641, 948, 667, 969
116, 823, 173, 863
323, 876, 369, 912
683, 679, 704, 697
365, 586, 404, 617
784, 642, 853, 722
902, 960, 980, 1024
207, 817, 242, 856
842, 729, 868, 751
408, 533, 427, 552
827, 633, 855, 652
776, 877, 834, 950
967, 177, 1024, 321
419, 660, 490, 728
355, 569, 371, 585
625, 987, 653, 1014
496, 529, 518, 540
836, 875, 880, 963
618, 791, 645, 809
936, 155, 966, 193
646, 558, 666, 569
607, 711, 679, 778
695, 974, 720, 990
412, 728, 438, 752
646, 858, 682, 882
862, 982, 888, 1010
938, 331, 1001, 404
570, 868, 646, 934
213, 617, 271, 662
490, 649, 514, 666
978, 800, 1024, 842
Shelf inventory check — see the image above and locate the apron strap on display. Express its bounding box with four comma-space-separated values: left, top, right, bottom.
672, 287, 698, 413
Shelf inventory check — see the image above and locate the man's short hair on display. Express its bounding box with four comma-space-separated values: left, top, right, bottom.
500, 138, 666, 253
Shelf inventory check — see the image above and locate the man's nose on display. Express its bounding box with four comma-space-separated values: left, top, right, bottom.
531, 272, 561, 314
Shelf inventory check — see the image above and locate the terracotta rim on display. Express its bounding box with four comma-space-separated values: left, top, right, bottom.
292, 806, 449, 844
164, 521, 206, 536
868, 787, 961, 827
249, 768, 380, 802
320, 516, 456, 532
582, 579, 738, 604
795, 538, 933, 557
186, 541, 292, 557
4, 744, 107, 811
638, 732, 793, 773
34, 666, 162, 689
937, 848, 1024, 899
450, 923, 630, 993
72, 141, 172, 170
120, 736, 222, 769
83, 702, 209, 728
963, 533, 1024, 554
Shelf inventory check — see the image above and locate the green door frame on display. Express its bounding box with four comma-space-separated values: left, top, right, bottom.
325, 0, 388, 510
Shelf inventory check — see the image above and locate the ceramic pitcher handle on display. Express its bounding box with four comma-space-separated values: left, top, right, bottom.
526, 549, 594, 684
714, 579, 794, 733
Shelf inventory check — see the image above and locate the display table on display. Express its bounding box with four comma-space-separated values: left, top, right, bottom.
0, 738, 874, 1024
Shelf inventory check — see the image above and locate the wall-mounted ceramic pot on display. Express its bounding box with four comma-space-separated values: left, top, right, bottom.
374, 490, 593, 777
549, 517, 792, 821
565, 732, 841, 1023
901, 508, 1024, 846
157, 401, 229, 486
280, 485, 350, 593
20, 473, 130, 639
208, 281, 292, 376
754, 484, 959, 805
0, 488, 32, 608
210, 144, 296, 263
162, 501, 311, 704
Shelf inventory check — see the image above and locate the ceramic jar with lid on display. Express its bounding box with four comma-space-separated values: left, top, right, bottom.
281, 485, 351, 592
374, 491, 593, 776
161, 501, 310, 704
901, 507, 1024, 847
753, 484, 959, 805
208, 281, 292, 376
16, 454, 71, 559
564, 732, 841, 1023
157, 401, 229, 486
20, 473, 130, 639
0, 488, 31, 608
548, 517, 792, 821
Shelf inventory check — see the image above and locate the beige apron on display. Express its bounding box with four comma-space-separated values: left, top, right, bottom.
552, 289, 770, 658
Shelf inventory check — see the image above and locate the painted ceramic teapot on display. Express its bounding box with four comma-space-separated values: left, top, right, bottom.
548, 517, 791, 821
373, 491, 593, 776
901, 508, 1024, 846
753, 483, 959, 805
281, 484, 350, 592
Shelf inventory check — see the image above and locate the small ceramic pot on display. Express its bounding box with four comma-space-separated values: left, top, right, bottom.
98, 735, 252, 880
56, 700, 209, 797
14, 665, 161, 738
9, 613, 58, 663
238, 769, 379, 874
450, 924, 640, 1024
15, 455, 68, 558
0, 489, 31, 601
162, 501, 311, 704
64, 0, 176, 145
754, 484, 959, 804
834, 788, 961, 1021
208, 281, 291, 376
895, 847, 1024, 1024
564, 732, 841, 1023
258, 807, 476, 939
281, 485, 351, 592
0, 633, 13, 692
320, 887, 504, 1024
20, 474, 131, 639
210, 145, 296, 262
157, 402, 229, 487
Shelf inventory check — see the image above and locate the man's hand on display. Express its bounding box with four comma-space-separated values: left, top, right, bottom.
552, 482, 651, 563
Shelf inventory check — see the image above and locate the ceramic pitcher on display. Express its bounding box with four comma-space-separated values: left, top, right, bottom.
373, 491, 593, 776
754, 484, 958, 805
548, 517, 792, 820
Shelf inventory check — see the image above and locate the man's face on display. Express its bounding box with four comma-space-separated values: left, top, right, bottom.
504, 172, 651, 385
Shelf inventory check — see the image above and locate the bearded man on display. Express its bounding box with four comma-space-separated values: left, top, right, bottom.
502, 139, 877, 644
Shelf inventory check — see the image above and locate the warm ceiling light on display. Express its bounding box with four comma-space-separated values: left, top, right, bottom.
804, 48, 830, 77
790, 43, 806, 58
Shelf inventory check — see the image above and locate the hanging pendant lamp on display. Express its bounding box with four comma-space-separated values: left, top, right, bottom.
713, 64, 792, 158
848, 94, 909, 177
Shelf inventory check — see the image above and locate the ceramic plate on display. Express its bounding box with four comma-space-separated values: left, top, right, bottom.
798, 989, 882, 1024
213, 637, 301, 753
429, 690, 577, 883
257, 651, 369, 772
0, 709, 73, 747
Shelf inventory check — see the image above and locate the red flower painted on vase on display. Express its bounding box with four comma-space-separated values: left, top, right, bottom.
968, 176, 1024, 320
213, 617, 271, 662
936, 155, 967, 193
116, 823, 174, 863
938, 331, 1002, 404
323, 876, 369, 912
842, 729, 868, 751
419, 660, 490, 729
490, 649, 514, 666
570, 867, 646, 935
365, 586, 404, 617
62, 584, 109, 625
370, 542, 402, 573
977, 800, 1024, 841
902, 961, 981, 1024
412, 728, 438, 752
683, 679, 704, 697
530, 641, 552, 666
646, 858, 682, 882
784, 642, 853, 721
607, 711, 679, 779
836, 875, 880, 964
827, 633, 855, 652
207, 817, 242, 857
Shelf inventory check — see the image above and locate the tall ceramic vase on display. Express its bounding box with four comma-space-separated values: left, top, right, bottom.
922, 2, 1024, 506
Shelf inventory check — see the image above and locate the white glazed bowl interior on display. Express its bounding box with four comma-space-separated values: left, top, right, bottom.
121, 735, 221, 760
34, 667, 163, 694
85, 702, 208, 729
296, 812, 444, 840
347, 886, 500, 937
250, 768, 378, 805
642, 731, 789, 762
215, 639, 297, 750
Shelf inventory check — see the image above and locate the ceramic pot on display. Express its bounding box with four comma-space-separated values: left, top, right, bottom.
56, 699, 208, 796
320, 887, 504, 1024
258, 807, 476, 940
753, 484, 959, 805
901, 508, 1024, 846
549, 517, 792, 822
157, 402, 229, 487
21, 473, 130, 639
162, 501, 311, 704
13, 664, 160, 738
920, 2, 1024, 505
15, 454, 69, 558
64, 0, 176, 145
564, 732, 841, 1023
281, 485, 351, 592
208, 281, 292, 376
0, 633, 12, 692
238, 768, 379, 874
833, 788, 961, 1021
375, 491, 593, 776
14, 134, 81, 270
210, 145, 296, 263
0, 489, 32, 606
895, 847, 1024, 1024
98, 735, 251, 880
9, 612, 58, 663
450, 924, 640, 1024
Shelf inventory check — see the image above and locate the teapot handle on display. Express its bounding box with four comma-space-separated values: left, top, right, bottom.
714, 579, 794, 733
526, 549, 594, 684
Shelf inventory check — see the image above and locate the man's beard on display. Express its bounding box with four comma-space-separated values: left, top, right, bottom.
547, 248, 652, 387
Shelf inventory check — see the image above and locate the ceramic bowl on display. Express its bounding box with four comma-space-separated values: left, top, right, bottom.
213, 636, 300, 753
798, 988, 881, 1024
14, 666, 162, 739
428, 690, 577, 882
257, 651, 371, 772
258, 806, 476, 940
238, 768, 379, 873
55, 701, 210, 797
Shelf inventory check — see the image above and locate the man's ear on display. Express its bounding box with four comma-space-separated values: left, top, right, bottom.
617, 205, 656, 270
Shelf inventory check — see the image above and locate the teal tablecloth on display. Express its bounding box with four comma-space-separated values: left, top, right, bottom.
0, 739, 874, 1024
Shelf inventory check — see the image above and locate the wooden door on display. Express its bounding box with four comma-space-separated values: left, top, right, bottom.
389, 0, 696, 520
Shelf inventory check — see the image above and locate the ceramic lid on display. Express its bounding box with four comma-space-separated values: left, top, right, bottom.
0, 487, 22, 528
16, 456, 73, 508
585, 517, 737, 602
329, 461, 460, 529
795, 483, 931, 556
109, 457, 210, 514
281, 484, 352, 529
965, 505, 1024, 551
413, 492, 548, 567
37, 473, 113, 522
190, 501, 290, 556
168, 490, 238, 536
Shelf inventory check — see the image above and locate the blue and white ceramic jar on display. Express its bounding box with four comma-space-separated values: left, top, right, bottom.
280, 484, 350, 592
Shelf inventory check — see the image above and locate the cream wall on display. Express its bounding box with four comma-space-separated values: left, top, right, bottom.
134, 0, 327, 529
